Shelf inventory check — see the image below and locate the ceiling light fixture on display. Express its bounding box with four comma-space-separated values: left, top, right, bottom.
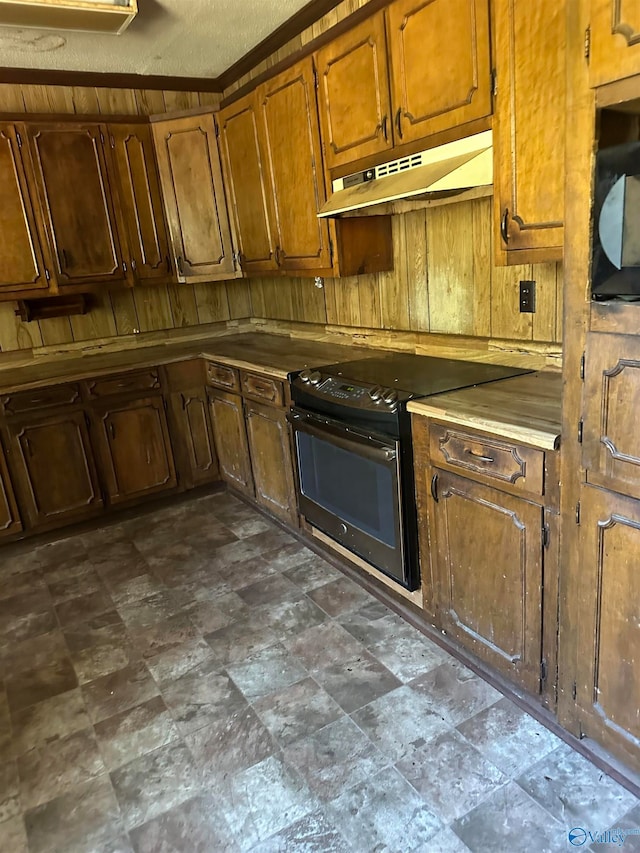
0, 0, 138, 35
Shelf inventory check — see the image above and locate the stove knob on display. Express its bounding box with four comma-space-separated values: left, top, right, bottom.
383, 390, 398, 405
309, 371, 322, 386
369, 385, 383, 401
299, 369, 312, 383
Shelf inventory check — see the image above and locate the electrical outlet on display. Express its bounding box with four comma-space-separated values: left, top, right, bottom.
519, 280, 536, 313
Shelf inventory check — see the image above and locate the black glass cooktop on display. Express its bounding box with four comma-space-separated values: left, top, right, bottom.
316, 352, 531, 398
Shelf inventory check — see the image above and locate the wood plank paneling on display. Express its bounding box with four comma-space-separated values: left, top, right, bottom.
168, 284, 199, 327
227, 281, 253, 319
70, 291, 117, 341
21, 85, 75, 113
135, 89, 166, 115
194, 282, 231, 324
109, 290, 140, 336
96, 88, 139, 115
133, 285, 174, 332
38, 317, 73, 347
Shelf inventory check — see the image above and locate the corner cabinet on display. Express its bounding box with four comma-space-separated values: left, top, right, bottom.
25, 122, 130, 287
0, 440, 22, 539
208, 386, 255, 497
0, 124, 54, 299
492, 0, 566, 263
590, 0, 640, 88
386, 0, 492, 146
152, 113, 238, 282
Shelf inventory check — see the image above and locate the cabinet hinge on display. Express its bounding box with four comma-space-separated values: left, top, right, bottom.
100, 130, 105, 144
575, 501, 581, 525
15, 130, 22, 148
110, 134, 115, 149
329, 238, 334, 267
44, 268, 50, 282
584, 25, 591, 62
490, 68, 497, 98
84, 412, 91, 430
214, 117, 219, 139
572, 680, 577, 700
540, 658, 547, 684
580, 351, 585, 381
577, 419, 583, 444
313, 66, 319, 90
542, 523, 550, 549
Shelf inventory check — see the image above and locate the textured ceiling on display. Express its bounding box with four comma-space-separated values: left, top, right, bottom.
0, 0, 312, 78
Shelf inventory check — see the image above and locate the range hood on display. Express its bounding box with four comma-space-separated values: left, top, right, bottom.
318, 130, 493, 218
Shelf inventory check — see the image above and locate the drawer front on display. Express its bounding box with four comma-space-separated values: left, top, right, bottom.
205, 361, 240, 392
86, 369, 161, 399
2, 383, 81, 415
241, 371, 283, 406
429, 423, 544, 496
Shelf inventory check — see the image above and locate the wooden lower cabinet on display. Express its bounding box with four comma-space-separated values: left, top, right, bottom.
574, 485, 640, 769
168, 389, 219, 489
209, 389, 254, 497
429, 470, 544, 693
245, 399, 297, 525
5, 410, 103, 529
0, 440, 22, 538
91, 396, 177, 505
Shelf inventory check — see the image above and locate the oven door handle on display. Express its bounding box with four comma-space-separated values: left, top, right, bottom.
288, 411, 398, 466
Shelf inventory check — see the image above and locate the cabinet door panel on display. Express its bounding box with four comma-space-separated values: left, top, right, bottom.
209, 389, 254, 496
93, 396, 177, 505
245, 399, 297, 525
316, 11, 393, 169
431, 470, 543, 692
7, 411, 103, 529
170, 389, 219, 488
26, 123, 127, 285
387, 0, 492, 145
110, 123, 172, 282
0, 124, 51, 295
575, 486, 640, 768
219, 93, 278, 274
0, 442, 22, 538
153, 114, 236, 281
583, 332, 640, 499
591, 0, 640, 87
493, 0, 565, 260
259, 59, 332, 271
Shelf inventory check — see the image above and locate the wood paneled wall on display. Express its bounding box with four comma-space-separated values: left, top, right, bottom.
250, 199, 563, 345
0, 83, 252, 355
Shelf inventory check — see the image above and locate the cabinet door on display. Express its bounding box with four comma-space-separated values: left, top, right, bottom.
109, 123, 173, 283
315, 11, 393, 169
209, 389, 254, 496
258, 59, 332, 271
152, 114, 236, 282
493, 0, 565, 261
0, 124, 52, 297
575, 486, 640, 769
590, 0, 640, 88
582, 332, 640, 500
93, 396, 177, 505
219, 92, 279, 274
26, 123, 128, 285
6, 410, 103, 529
0, 440, 22, 539
169, 389, 219, 488
245, 399, 297, 525
430, 470, 543, 693
386, 0, 492, 146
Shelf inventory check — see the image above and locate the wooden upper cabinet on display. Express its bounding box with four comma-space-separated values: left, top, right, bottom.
258, 59, 332, 272
219, 92, 278, 274
0, 124, 53, 298
315, 11, 393, 169
590, 0, 640, 87
493, 0, 565, 263
152, 113, 237, 282
109, 123, 172, 283
386, 0, 492, 146
25, 123, 129, 286
582, 332, 640, 500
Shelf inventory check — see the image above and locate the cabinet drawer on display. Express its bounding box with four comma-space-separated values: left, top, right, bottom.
241, 371, 283, 406
86, 369, 161, 400
205, 361, 240, 392
2, 383, 81, 415
429, 423, 544, 497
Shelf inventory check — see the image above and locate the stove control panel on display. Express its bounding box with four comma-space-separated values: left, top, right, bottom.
297, 372, 401, 410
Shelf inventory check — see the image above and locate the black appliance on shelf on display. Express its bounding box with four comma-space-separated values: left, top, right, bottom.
288, 353, 531, 591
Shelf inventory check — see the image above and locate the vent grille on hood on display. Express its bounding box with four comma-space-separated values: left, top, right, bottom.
318, 130, 493, 218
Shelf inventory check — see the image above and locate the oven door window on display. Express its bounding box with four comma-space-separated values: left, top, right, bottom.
296, 430, 397, 548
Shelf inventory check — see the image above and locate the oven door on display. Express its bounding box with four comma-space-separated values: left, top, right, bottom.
288, 408, 409, 587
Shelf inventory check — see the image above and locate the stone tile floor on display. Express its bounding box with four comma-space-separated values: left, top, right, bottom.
0, 491, 637, 852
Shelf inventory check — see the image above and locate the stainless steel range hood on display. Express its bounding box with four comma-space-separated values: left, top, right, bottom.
318, 130, 493, 218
